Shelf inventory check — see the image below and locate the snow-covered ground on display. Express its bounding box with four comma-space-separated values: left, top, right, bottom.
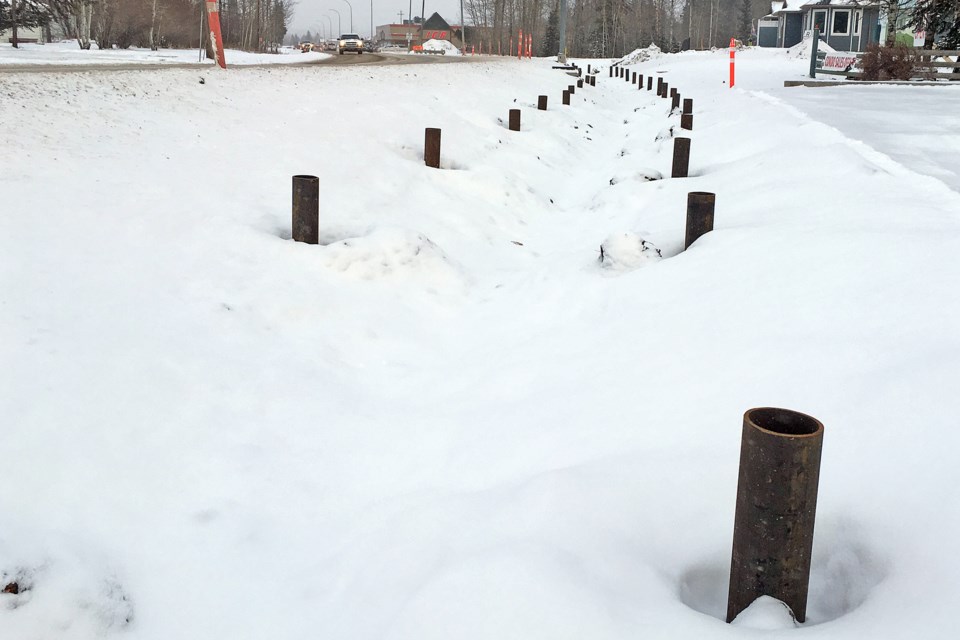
0, 41, 328, 65
3, 48, 960, 639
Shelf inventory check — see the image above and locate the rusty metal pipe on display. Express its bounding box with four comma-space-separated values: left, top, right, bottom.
671, 137, 690, 178
647, 76, 653, 91
291, 175, 319, 244
681, 113, 693, 130
562, 89, 570, 105
683, 97, 693, 114
424, 127, 441, 168
684, 192, 714, 249
727, 408, 824, 624
509, 109, 520, 131
538, 95, 547, 110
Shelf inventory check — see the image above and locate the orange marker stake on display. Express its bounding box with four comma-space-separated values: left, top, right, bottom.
729, 37, 735, 88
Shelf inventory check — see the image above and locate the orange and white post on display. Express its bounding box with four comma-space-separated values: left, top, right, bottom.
205, 0, 226, 69
729, 37, 735, 87
518, 29, 523, 59
527, 33, 532, 58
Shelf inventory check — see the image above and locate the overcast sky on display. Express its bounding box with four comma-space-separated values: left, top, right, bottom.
289, 0, 466, 39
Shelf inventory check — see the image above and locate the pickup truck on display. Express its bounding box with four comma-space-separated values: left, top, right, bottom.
338, 34, 364, 55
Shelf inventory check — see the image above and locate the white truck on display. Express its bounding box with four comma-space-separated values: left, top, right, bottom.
338, 34, 364, 55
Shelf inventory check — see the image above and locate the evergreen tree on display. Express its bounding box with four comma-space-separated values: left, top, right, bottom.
911, 0, 960, 48
0, 0, 48, 34
304, 29, 313, 42
739, 0, 753, 43
541, 2, 559, 57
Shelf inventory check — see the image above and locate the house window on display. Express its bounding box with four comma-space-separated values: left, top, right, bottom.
853, 10, 862, 36
832, 9, 851, 36
812, 10, 827, 35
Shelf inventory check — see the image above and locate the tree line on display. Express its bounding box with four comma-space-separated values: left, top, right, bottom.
464, 0, 768, 58
463, 0, 960, 58
1, 0, 293, 51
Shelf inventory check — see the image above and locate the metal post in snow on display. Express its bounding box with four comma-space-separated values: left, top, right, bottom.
509, 109, 521, 131
424, 127, 441, 168
671, 137, 691, 178
727, 408, 823, 623
684, 192, 715, 249
681, 98, 693, 130
809, 31, 819, 78
292, 175, 319, 244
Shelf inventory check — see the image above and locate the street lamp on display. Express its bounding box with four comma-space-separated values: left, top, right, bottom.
322, 15, 334, 40
329, 8, 341, 36
339, 0, 354, 33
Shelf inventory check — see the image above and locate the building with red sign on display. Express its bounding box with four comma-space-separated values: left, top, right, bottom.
374, 13, 463, 49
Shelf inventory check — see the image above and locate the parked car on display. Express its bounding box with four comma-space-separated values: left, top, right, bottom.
338, 34, 364, 54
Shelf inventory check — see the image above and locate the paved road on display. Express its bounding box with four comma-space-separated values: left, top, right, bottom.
0, 52, 483, 74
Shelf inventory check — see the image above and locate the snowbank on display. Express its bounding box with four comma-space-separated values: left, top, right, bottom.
4, 48, 960, 640
617, 43, 663, 66
0, 40, 329, 66
421, 38, 461, 55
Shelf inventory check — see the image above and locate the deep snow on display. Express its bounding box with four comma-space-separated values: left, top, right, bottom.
0, 41, 328, 65
3, 48, 960, 639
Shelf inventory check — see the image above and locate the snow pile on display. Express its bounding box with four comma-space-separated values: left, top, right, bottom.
785, 34, 836, 59
598, 232, 662, 272
618, 43, 663, 66
421, 39, 461, 55
729, 596, 798, 629
320, 227, 468, 292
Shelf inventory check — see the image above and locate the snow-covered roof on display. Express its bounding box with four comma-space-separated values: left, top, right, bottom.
799, 0, 879, 7
767, 0, 803, 15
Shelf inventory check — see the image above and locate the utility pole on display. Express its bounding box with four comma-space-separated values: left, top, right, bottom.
558, 0, 567, 62
340, 0, 354, 32
460, 0, 465, 51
